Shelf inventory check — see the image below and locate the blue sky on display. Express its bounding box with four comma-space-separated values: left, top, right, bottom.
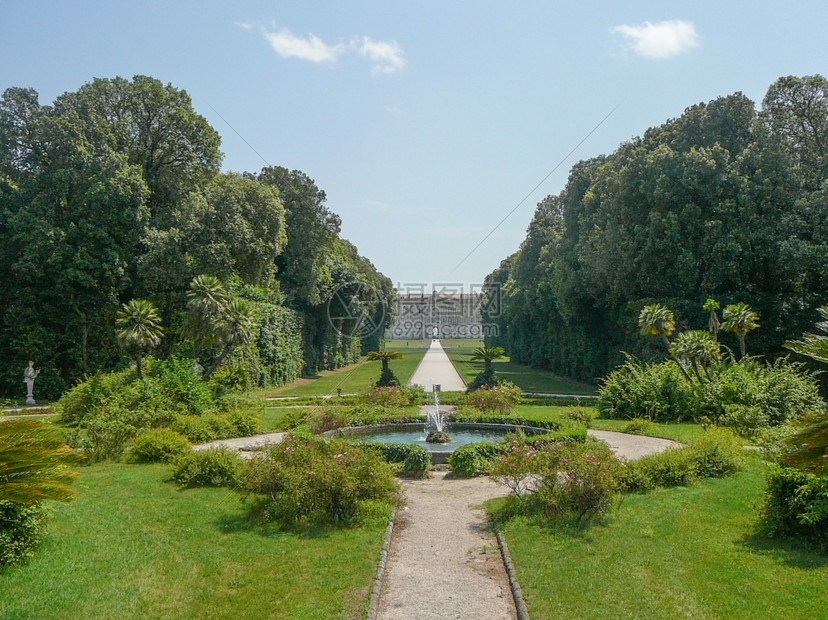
2, 1, 827, 291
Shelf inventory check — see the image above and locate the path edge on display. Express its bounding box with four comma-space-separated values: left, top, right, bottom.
366, 508, 396, 620
493, 518, 530, 620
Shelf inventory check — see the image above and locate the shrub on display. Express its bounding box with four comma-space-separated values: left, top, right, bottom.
225, 407, 261, 437
243, 435, 399, 526
0, 501, 48, 566
721, 404, 769, 437
449, 442, 500, 477
759, 465, 828, 550
354, 442, 431, 478
598, 358, 694, 422
623, 418, 652, 435
493, 438, 622, 522
400, 384, 427, 405
563, 406, 595, 428
466, 367, 498, 392
375, 367, 400, 388
130, 428, 190, 463
362, 385, 408, 408
171, 447, 244, 487
620, 448, 697, 492
689, 428, 744, 478
463, 381, 521, 413
308, 408, 348, 434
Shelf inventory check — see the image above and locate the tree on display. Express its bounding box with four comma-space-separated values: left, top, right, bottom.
185, 274, 229, 347
721, 302, 760, 359
366, 350, 403, 372
704, 298, 721, 340
670, 330, 720, 382
115, 299, 163, 378
639, 304, 692, 381
203, 298, 257, 380
471, 346, 506, 374
0, 419, 77, 505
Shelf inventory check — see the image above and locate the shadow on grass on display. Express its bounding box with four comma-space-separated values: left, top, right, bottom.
737, 531, 828, 569
214, 510, 338, 540
485, 495, 605, 543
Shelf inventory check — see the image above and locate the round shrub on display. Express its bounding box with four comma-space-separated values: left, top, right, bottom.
760, 465, 828, 550
172, 447, 244, 487
0, 501, 48, 566
620, 448, 698, 492
362, 385, 408, 408
689, 428, 744, 478
243, 435, 400, 526
449, 442, 500, 477
131, 428, 190, 463
463, 381, 522, 413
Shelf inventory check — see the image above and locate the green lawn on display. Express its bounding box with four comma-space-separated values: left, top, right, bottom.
492, 456, 827, 619
589, 418, 709, 444
441, 340, 597, 395
0, 463, 390, 619
259, 342, 429, 397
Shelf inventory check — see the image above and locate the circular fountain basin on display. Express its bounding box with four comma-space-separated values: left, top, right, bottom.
327, 423, 549, 464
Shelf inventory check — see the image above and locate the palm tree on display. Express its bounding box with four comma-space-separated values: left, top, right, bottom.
470, 346, 506, 374
185, 274, 229, 348
638, 304, 692, 381
115, 299, 163, 378
785, 306, 828, 364
721, 302, 759, 359
203, 297, 256, 380
0, 419, 77, 505
703, 298, 721, 340
670, 330, 720, 382
367, 350, 403, 372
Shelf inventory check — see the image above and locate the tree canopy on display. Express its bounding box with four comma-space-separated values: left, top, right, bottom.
485, 75, 828, 382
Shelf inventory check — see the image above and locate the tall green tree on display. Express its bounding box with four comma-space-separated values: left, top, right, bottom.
115, 299, 163, 378
721, 302, 760, 359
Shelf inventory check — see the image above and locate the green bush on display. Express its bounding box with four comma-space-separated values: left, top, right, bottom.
689, 428, 744, 478
170, 410, 259, 443
361, 386, 408, 408
171, 447, 244, 487
620, 448, 698, 492
464, 381, 522, 413
623, 418, 652, 435
308, 408, 349, 434
449, 442, 500, 477
375, 367, 400, 388
353, 442, 431, 478
759, 465, 828, 550
598, 356, 822, 431
563, 406, 595, 428
0, 500, 48, 566
130, 428, 190, 463
492, 438, 623, 522
243, 435, 400, 526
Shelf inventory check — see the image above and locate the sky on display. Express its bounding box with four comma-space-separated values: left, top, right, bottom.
2, 1, 828, 293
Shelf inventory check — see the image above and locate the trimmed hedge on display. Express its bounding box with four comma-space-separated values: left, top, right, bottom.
760, 465, 828, 550
347, 441, 431, 478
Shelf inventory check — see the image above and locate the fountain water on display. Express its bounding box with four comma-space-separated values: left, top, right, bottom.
425, 386, 451, 443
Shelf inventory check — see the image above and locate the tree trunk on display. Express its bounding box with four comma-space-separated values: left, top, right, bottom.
136, 352, 143, 379
204, 340, 234, 380
739, 333, 746, 359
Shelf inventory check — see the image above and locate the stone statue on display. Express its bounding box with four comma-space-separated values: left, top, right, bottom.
23, 361, 39, 405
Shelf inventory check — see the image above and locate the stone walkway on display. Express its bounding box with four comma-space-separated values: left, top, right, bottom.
376, 430, 676, 619
408, 339, 467, 392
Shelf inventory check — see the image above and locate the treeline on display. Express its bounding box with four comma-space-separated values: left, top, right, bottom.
0, 75, 393, 399
484, 75, 828, 382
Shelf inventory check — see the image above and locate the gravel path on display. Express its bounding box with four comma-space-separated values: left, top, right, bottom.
408, 340, 467, 392
377, 470, 516, 620
376, 430, 677, 619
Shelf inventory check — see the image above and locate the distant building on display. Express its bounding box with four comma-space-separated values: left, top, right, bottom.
385, 291, 483, 340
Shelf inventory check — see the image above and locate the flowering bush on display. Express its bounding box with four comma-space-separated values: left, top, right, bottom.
243, 435, 400, 526
361, 385, 409, 408
463, 381, 522, 413
492, 437, 622, 522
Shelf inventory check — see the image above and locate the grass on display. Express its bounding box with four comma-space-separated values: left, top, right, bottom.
259, 342, 429, 397
0, 463, 391, 619
492, 456, 828, 619
441, 340, 597, 395
589, 417, 709, 444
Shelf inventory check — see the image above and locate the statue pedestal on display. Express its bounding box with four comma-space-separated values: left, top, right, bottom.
26, 393, 36, 406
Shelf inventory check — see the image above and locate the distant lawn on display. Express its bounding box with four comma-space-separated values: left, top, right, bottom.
260, 343, 429, 397
441, 340, 597, 395
493, 456, 828, 619
0, 463, 389, 619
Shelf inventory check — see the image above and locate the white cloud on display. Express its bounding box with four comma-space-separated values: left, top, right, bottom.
611, 20, 700, 59
261, 26, 344, 63
359, 37, 407, 75
248, 23, 406, 74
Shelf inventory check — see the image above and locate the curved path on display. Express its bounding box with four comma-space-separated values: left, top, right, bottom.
407, 339, 466, 392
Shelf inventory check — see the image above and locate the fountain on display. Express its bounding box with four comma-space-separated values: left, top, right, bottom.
425, 386, 451, 443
